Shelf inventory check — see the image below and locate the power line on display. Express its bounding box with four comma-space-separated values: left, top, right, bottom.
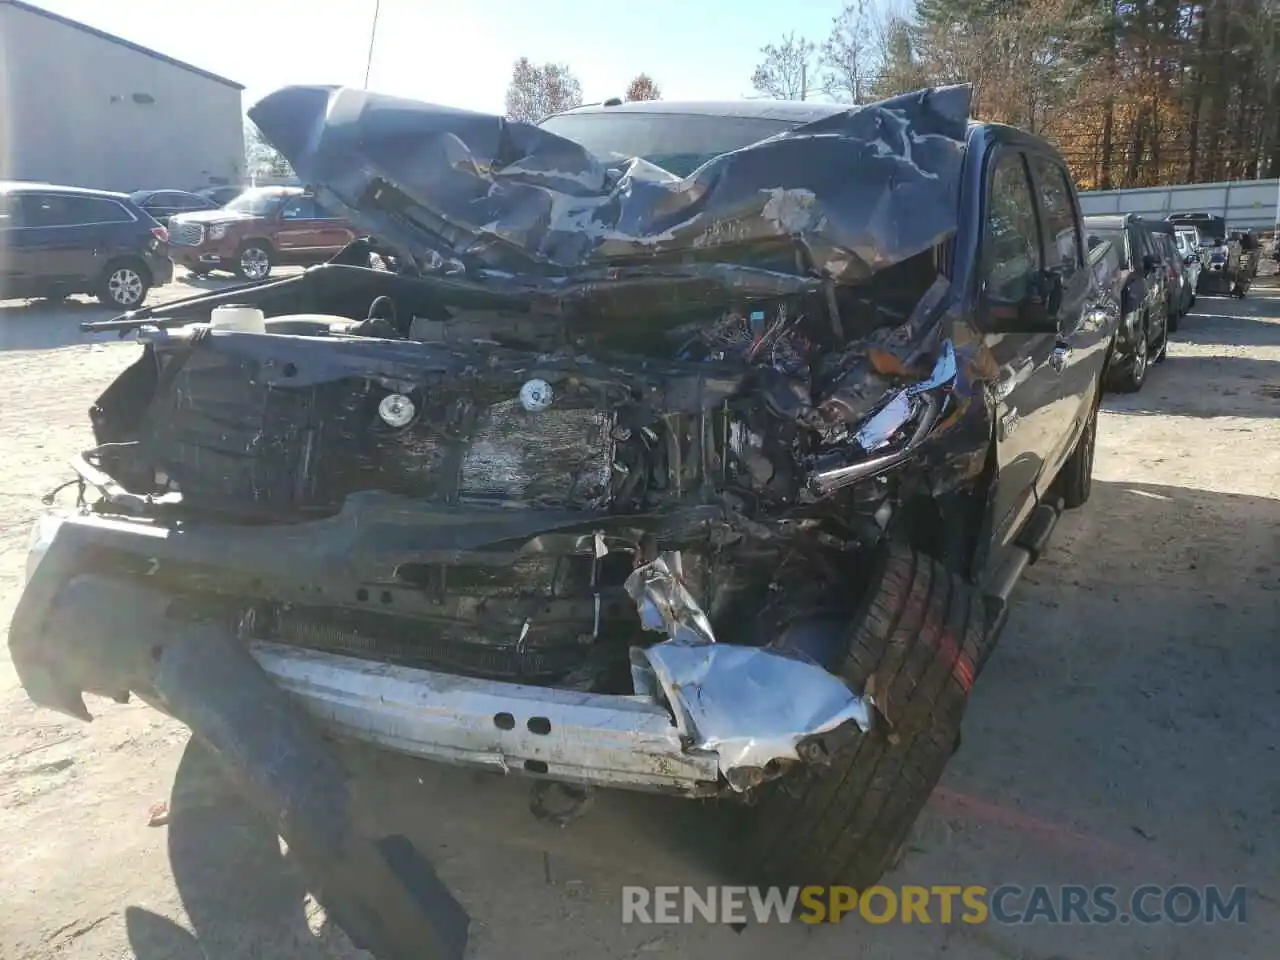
364, 0, 381, 90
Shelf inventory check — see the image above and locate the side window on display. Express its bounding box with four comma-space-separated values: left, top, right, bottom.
1030, 155, 1082, 276
78, 197, 134, 223
20, 194, 71, 227
0, 194, 18, 228
984, 152, 1042, 302
1126, 228, 1145, 268
313, 201, 339, 220
281, 196, 317, 220
1137, 229, 1157, 264
21, 195, 132, 226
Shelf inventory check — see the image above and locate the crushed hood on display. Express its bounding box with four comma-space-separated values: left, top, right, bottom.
247, 84, 972, 295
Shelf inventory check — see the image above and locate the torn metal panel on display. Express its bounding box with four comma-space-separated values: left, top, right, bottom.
247, 84, 972, 296
623, 552, 716, 646
624, 552, 873, 791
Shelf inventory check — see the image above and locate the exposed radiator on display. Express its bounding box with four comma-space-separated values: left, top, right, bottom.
145, 347, 617, 516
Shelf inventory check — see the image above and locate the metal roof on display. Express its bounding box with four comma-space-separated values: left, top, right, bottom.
1082, 213, 1144, 230
0, 179, 130, 199
548, 99, 853, 124
0, 0, 243, 90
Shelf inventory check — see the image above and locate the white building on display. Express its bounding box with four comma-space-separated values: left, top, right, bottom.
0, 0, 245, 192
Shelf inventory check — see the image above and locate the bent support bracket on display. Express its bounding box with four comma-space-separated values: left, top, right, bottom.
32, 571, 474, 960
152, 626, 471, 960
148, 628, 467, 959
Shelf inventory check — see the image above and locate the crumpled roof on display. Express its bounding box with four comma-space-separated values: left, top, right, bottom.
248, 83, 972, 292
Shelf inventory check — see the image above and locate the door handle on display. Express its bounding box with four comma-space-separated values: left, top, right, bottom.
1051, 343, 1072, 373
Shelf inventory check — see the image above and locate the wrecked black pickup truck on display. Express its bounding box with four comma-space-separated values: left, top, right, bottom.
12, 84, 1116, 958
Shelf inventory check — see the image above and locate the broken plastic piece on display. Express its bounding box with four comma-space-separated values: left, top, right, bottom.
806, 339, 956, 498
856, 391, 917, 452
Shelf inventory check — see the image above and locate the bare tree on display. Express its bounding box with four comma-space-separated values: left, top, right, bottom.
750, 31, 817, 100
625, 73, 662, 101
245, 123, 292, 180
868, 13, 928, 99
504, 57, 584, 123
821, 1, 874, 103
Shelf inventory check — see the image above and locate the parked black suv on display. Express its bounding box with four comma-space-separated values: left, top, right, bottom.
1083, 214, 1168, 392
13, 85, 1117, 959
0, 182, 173, 307
128, 189, 218, 225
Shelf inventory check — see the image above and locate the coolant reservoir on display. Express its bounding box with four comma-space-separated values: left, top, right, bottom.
210, 304, 267, 333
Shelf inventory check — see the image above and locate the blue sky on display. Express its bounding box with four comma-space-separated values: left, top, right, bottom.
27, 0, 897, 116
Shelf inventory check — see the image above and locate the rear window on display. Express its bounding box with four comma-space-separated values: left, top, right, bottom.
536, 112, 802, 176
19, 194, 134, 227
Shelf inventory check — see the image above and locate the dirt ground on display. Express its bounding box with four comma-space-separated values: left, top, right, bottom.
0, 267, 1277, 960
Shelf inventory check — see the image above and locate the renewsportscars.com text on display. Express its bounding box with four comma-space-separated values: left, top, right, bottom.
622, 884, 1248, 925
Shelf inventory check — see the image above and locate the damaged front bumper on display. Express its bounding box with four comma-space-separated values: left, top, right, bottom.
16, 510, 871, 798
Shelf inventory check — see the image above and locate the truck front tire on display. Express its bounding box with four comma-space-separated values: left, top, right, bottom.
741, 542, 991, 890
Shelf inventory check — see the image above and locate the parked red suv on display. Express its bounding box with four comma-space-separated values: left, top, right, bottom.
166, 186, 358, 280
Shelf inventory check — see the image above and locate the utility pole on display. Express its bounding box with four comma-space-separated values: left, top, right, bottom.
364, 0, 381, 89
800, 62, 807, 101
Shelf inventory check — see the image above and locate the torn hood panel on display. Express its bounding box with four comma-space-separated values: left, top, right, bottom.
247, 84, 972, 289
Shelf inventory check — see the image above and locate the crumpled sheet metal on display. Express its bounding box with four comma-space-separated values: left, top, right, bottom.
623, 553, 716, 645
247, 84, 972, 292
625, 553, 872, 790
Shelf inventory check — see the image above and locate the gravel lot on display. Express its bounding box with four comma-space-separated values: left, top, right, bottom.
0, 267, 1277, 960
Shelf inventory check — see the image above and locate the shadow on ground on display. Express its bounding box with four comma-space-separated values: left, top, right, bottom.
177, 273, 242, 292
0, 274, 250, 352
1173, 298, 1280, 349
0, 297, 118, 352
126, 480, 1280, 960
1105, 353, 1280, 418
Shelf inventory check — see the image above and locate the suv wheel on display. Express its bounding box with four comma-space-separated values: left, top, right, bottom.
97, 261, 150, 308
738, 542, 993, 890
235, 243, 273, 281
1113, 314, 1149, 393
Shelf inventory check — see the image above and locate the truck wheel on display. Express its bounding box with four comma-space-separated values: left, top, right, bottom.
96, 259, 151, 308
1167, 304, 1180, 334
235, 242, 273, 281
1057, 391, 1098, 509
741, 542, 991, 890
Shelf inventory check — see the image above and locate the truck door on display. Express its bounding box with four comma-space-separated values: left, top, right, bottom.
1026, 152, 1110, 491
313, 200, 358, 253
980, 148, 1058, 550
276, 195, 323, 254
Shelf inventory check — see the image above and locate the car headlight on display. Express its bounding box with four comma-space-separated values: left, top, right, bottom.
26, 514, 66, 583
208, 223, 228, 240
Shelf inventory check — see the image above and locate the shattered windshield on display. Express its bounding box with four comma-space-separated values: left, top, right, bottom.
224, 188, 285, 217
536, 112, 804, 176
